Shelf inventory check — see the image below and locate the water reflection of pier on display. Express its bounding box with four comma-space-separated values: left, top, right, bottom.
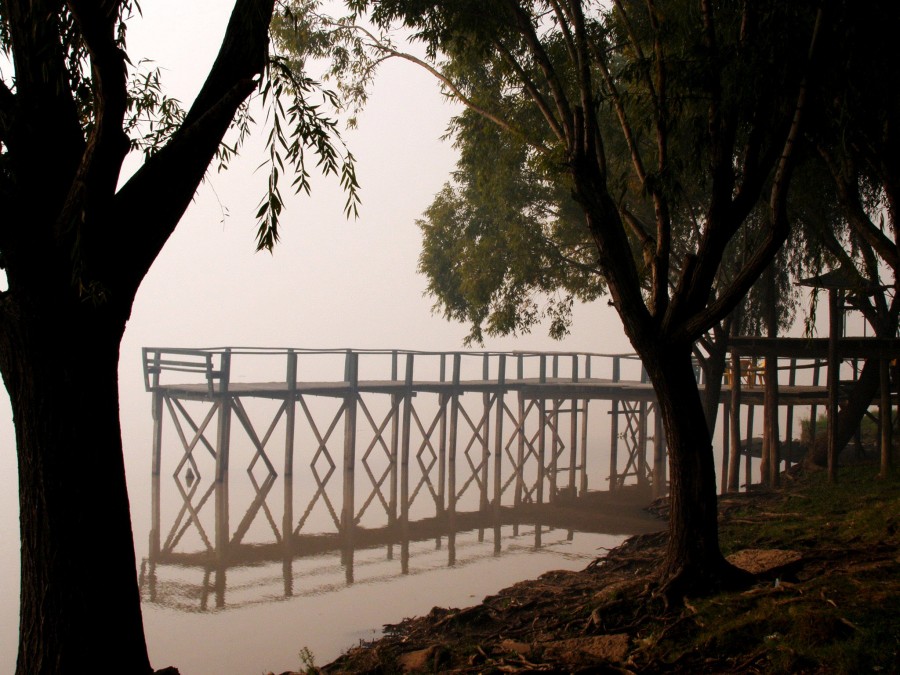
138, 501, 656, 612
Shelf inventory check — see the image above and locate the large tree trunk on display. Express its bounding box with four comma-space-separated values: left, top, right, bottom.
0, 293, 151, 675
640, 340, 749, 598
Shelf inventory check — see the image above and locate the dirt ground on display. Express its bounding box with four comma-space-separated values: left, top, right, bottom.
272, 465, 900, 674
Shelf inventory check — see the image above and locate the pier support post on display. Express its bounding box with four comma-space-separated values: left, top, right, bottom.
537, 355, 547, 504
214, 350, 232, 567
515, 355, 525, 507
480, 353, 491, 513
150, 387, 163, 561
448, 354, 461, 527
341, 350, 359, 556
400, 353, 413, 571
493, 355, 505, 509
389, 350, 399, 530
609, 356, 620, 491
727, 350, 742, 492
880, 356, 893, 478
283, 350, 297, 567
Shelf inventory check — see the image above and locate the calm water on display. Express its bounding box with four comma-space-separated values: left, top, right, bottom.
141, 525, 632, 674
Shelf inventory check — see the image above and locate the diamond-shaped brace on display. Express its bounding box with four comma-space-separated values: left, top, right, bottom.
247, 445, 277, 487
356, 397, 396, 519
174, 453, 202, 497
311, 444, 336, 487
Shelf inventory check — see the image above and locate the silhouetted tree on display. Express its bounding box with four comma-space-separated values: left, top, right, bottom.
0, 2, 356, 672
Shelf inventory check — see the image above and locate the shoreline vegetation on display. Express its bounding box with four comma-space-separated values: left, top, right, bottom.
272, 462, 900, 674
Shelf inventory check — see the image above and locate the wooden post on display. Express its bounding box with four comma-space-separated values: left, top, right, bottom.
448, 353, 461, 526
480, 353, 491, 512
537, 355, 547, 504
149, 387, 164, 561
341, 350, 359, 553
437, 392, 447, 517
580, 356, 590, 495
493, 355, 505, 509
550, 397, 560, 501
721, 399, 730, 494
580, 398, 589, 495
515, 355, 525, 506
515, 390, 525, 507
389, 351, 400, 529
785, 358, 797, 468
728, 350, 742, 492
744, 404, 754, 490
401, 354, 413, 566
283, 350, 297, 562
810, 358, 821, 451
609, 356, 621, 491
880, 356, 893, 478
438, 354, 447, 516
764, 355, 781, 487
569, 358, 578, 494
827, 289, 841, 482
214, 349, 232, 566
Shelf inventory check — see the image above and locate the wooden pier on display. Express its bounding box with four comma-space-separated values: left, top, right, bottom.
141, 344, 896, 574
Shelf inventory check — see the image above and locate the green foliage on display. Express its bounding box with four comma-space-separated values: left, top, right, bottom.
419, 109, 603, 344
124, 60, 186, 158
254, 56, 360, 251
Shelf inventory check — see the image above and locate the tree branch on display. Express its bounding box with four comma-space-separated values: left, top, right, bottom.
62, 0, 131, 243
110, 0, 276, 295
502, 0, 575, 143
820, 145, 900, 272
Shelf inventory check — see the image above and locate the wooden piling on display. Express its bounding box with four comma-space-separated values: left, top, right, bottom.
283, 350, 297, 561
214, 350, 232, 566
609, 356, 621, 491
728, 350, 742, 492
341, 350, 359, 554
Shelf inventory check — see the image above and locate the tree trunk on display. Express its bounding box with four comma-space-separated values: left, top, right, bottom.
0, 294, 151, 675
640, 341, 749, 598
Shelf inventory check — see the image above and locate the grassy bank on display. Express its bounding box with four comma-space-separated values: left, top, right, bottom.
297, 464, 900, 673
